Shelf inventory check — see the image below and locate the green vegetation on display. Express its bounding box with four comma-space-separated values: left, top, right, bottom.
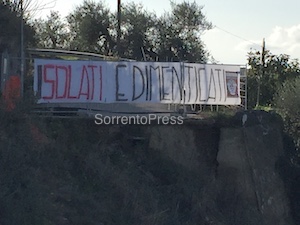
247, 50, 300, 158
247, 50, 300, 109
0, 109, 213, 225
275, 77, 300, 155
1, 0, 300, 224
0, 0, 35, 52
33, 0, 212, 62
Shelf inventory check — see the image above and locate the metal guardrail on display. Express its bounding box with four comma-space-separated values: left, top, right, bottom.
30, 104, 187, 118
27, 48, 136, 62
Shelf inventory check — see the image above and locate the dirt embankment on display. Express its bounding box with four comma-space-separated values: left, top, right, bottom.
0, 110, 297, 225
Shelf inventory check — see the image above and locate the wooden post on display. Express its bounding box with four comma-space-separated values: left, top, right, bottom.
20, 0, 24, 97
256, 38, 265, 107
117, 0, 121, 58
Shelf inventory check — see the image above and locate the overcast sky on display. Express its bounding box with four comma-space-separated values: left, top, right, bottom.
36, 0, 300, 64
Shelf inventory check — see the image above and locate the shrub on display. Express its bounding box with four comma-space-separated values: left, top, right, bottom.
275, 77, 300, 160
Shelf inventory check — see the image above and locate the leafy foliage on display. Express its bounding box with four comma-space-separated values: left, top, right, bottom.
0, 110, 211, 225
67, 0, 115, 54
247, 50, 300, 108
148, 1, 212, 62
34, 11, 69, 49
120, 3, 157, 60
275, 77, 300, 153
32, 0, 212, 62
159, 1, 212, 62
0, 0, 35, 53
247, 50, 300, 164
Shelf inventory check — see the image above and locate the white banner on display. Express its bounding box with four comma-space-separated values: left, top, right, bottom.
34, 59, 241, 105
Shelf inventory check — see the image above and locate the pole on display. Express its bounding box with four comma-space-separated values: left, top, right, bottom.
245, 64, 248, 110
117, 0, 121, 58
256, 38, 265, 107
20, 0, 24, 97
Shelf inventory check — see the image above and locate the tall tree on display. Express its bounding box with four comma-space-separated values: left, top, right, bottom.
34, 11, 69, 49
33, 0, 212, 62
0, 1, 20, 52
0, 0, 35, 89
155, 1, 212, 62
0, 0, 35, 53
67, 0, 115, 54
119, 3, 157, 60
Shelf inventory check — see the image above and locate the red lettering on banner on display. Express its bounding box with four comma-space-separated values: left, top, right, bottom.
55, 66, 68, 99
43, 64, 55, 99
78, 65, 90, 99
66, 65, 78, 99
41, 64, 103, 101
88, 65, 96, 100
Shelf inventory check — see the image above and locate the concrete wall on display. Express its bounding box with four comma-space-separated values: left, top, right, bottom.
131, 112, 294, 225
